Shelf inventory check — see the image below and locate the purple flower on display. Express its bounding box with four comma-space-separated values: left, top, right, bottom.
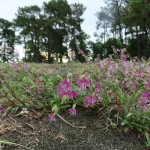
37, 79, 42, 84
15, 53, 19, 58
68, 108, 76, 115
144, 81, 150, 89
97, 93, 102, 102
106, 71, 111, 77
13, 61, 17, 66
57, 85, 65, 95
59, 89, 78, 100
24, 64, 29, 68
40, 84, 44, 91
78, 49, 83, 54
60, 79, 72, 91
140, 91, 150, 110
1, 47, 4, 50
17, 67, 22, 71
72, 91, 78, 98
3, 107, 7, 114
142, 91, 150, 99
13, 65, 17, 70
77, 77, 90, 91
9, 62, 13, 66
132, 81, 138, 90
84, 94, 96, 107
125, 83, 130, 88
27, 87, 31, 92
48, 114, 56, 121
95, 82, 102, 93
65, 62, 68, 67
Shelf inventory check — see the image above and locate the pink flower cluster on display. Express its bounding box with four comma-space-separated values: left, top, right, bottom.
77, 77, 90, 91
48, 114, 56, 121
84, 82, 102, 107
68, 108, 76, 115
37, 79, 44, 91
15, 53, 19, 58
0, 105, 7, 114
78, 49, 83, 54
56, 79, 77, 116
56, 79, 78, 100
9, 61, 29, 70
84, 94, 96, 107
141, 91, 150, 110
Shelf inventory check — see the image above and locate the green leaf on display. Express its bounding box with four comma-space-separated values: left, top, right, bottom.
124, 108, 128, 118
124, 127, 129, 133
137, 127, 143, 132
115, 114, 124, 122
6, 107, 12, 111
130, 94, 134, 101
144, 130, 150, 143
60, 105, 71, 109
126, 113, 134, 118
121, 122, 126, 125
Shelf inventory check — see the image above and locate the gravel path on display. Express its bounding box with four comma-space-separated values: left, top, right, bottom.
0, 105, 149, 150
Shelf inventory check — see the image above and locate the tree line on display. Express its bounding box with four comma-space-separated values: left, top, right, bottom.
0, 0, 150, 63
94, 0, 150, 61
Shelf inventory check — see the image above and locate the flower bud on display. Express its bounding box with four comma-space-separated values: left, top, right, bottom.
67, 72, 72, 81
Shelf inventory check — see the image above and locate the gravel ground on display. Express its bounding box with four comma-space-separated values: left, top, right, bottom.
0, 105, 149, 150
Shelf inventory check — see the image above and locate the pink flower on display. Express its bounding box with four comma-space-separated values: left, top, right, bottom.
24, 64, 29, 68
37, 79, 42, 84
13, 61, 17, 66
40, 85, 44, 91
95, 82, 102, 93
97, 93, 102, 102
144, 81, 150, 89
9, 62, 13, 66
27, 87, 31, 92
65, 62, 68, 67
140, 91, 150, 110
142, 91, 150, 99
17, 67, 22, 71
68, 108, 76, 115
84, 94, 96, 107
77, 77, 90, 91
59, 89, 78, 100
3, 107, 7, 114
15, 53, 19, 58
78, 49, 83, 54
106, 71, 111, 76
57, 85, 65, 95
125, 83, 130, 88
132, 81, 138, 90
60, 79, 72, 91
13, 65, 17, 70
48, 114, 56, 121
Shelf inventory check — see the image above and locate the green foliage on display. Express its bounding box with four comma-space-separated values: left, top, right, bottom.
88, 41, 104, 60
104, 38, 122, 58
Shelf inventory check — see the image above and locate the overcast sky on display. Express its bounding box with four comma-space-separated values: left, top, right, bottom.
0, 0, 106, 60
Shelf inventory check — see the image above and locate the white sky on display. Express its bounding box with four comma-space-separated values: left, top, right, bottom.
0, 0, 106, 60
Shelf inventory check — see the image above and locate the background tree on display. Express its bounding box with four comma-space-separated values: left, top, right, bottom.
0, 18, 17, 62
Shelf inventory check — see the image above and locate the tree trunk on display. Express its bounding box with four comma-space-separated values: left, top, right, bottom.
143, 25, 148, 59
24, 36, 27, 62
136, 26, 141, 60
